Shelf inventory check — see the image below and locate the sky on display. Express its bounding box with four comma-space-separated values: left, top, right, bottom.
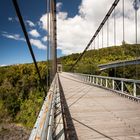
0, 0, 139, 66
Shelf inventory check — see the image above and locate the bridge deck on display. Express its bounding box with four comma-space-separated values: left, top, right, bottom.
59, 73, 140, 140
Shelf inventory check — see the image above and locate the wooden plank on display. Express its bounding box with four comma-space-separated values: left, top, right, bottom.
59, 73, 140, 140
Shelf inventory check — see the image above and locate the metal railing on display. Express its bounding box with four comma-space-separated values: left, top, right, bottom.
69, 73, 140, 102
29, 73, 64, 140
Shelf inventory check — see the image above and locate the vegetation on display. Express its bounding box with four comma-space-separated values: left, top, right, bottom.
60, 44, 140, 79
0, 43, 140, 132
0, 62, 47, 129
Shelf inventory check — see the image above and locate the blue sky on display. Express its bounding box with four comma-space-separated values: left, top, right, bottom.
0, 0, 138, 66
0, 0, 81, 65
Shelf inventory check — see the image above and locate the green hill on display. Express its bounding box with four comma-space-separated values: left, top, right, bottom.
0, 62, 47, 129
0, 43, 140, 132
60, 43, 140, 79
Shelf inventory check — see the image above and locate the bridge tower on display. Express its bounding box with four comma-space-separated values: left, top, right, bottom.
50, 0, 57, 81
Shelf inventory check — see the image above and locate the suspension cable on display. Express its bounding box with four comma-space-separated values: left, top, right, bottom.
98, 34, 99, 63
114, 8, 117, 77
90, 43, 93, 74
94, 39, 96, 50
102, 27, 104, 48
107, 19, 109, 47
12, 0, 47, 96
122, 0, 125, 42
135, 2, 138, 79
114, 8, 116, 46
122, 0, 125, 78
69, 0, 120, 71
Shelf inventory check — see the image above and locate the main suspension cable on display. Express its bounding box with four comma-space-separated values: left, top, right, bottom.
12, 0, 47, 97
69, 0, 120, 71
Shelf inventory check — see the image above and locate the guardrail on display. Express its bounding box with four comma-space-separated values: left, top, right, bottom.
70, 73, 140, 102
29, 73, 64, 140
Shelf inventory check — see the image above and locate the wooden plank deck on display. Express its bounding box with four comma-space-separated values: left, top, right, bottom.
59, 73, 140, 140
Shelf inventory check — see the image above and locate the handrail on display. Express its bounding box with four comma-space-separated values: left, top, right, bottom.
69, 73, 140, 102
29, 73, 64, 140
73, 73, 140, 83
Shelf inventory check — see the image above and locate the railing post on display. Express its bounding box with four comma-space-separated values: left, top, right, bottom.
101, 78, 102, 86
106, 79, 108, 88
133, 83, 136, 97
93, 77, 95, 84
112, 79, 115, 90
96, 77, 98, 85
121, 81, 124, 93
88, 76, 90, 83
90, 76, 92, 83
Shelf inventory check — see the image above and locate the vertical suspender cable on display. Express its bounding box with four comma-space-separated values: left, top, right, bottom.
107, 19, 109, 66
114, 8, 117, 77
122, 0, 125, 42
107, 19, 109, 47
94, 39, 96, 50
90, 43, 93, 74
135, 2, 138, 79
133, 0, 139, 79
114, 8, 116, 46
98, 34, 99, 63
135, 7, 138, 44
122, 0, 125, 78
102, 27, 104, 48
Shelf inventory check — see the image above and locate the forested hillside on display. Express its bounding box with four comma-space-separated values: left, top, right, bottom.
60, 44, 140, 79
0, 62, 48, 137
0, 43, 140, 138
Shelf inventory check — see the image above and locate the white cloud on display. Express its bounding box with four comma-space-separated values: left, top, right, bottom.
2, 33, 25, 41
56, 2, 62, 12
26, 20, 35, 27
40, 14, 48, 31
29, 29, 40, 37
0, 64, 7, 67
40, 0, 140, 55
42, 36, 47, 42
8, 17, 19, 22
8, 17, 13, 21
30, 39, 46, 50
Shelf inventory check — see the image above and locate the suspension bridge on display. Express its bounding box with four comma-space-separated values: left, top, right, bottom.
11, 0, 140, 139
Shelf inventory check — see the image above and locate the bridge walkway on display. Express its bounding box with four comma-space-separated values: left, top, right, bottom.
59, 72, 140, 140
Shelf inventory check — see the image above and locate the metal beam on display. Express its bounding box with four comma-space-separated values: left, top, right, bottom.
50, 0, 57, 80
